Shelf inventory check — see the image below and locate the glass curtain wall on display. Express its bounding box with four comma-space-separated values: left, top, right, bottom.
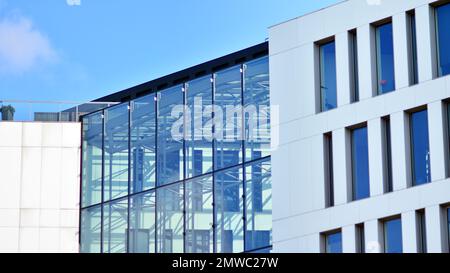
80, 56, 271, 253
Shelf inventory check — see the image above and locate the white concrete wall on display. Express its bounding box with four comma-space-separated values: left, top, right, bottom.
0, 122, 80, 253
270, 0, 450, 253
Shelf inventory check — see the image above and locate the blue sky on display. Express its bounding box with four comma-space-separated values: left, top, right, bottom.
0, 0, 339, 104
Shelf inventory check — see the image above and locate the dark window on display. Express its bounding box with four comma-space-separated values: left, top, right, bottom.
349, 30, 359, 102
375, 22, 396, 94
325, 231, 343, 253
356, 223, 365, 253
383, 116, 393, 193
447, 207, 450, 251
410, 110, 431, 186
436, 3, 450, 77
408, 11, 419, 85
383, 217, 403, 253
417, 210, 427, 253
351, 126, 370, 200
324, 133, 334, 207
319, 40, 337, 111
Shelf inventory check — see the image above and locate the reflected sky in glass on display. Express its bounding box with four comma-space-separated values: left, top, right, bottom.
376, 23, 395, 94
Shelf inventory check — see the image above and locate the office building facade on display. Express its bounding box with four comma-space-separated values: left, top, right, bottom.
270, 0, 450, 253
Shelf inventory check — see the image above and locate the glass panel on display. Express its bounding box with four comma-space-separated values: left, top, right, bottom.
186, 77, 213, 178
352, 127, 370, 200
326, 232, 342, 253
130, 94, 156, 193
376, 23, 396, 94
384, 218, 403, 253
410, 110, 431, 186
384, 117, 393, 193
417, 210, 427, 253
350, 31, 359, 102
436, 3, 450, 77
214, 166, 244, 253
157, 182, 184, 253
80, 206, 102, 253
214, 66, 243, 170
244, 57, 270, 162
447, 208, 450, 249
104, 104, 129, 201
410, 13, 419, 85
102, 198, 128, 253
129, 191, 156, 253
248, 246, 272, 253
185, 175, 213, 253
319, 41, 337, 111
157, 86, 184, 186
82, 112, 103, 207
245, 159, 272, 251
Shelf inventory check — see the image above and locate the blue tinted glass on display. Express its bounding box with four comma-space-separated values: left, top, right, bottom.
82, 112, 103, 207
156, 182, 184, 253
186, 77, 213, 178
411, 110, 431, 186
104, 104, 129, 202
436, 4, 450, 76
384, 218, 403, 253
244, 57, 270, 161
185, 175, 213, 253
214, 166, 244, 253
376, 23, 396, 94
447, 208, 450, 247
102, 198, 128, 253
80, 206, 101, 253
352, 127, 370, 200
129, 191, 156, 253
326, 232, 342, 253
131, 95, 156, 193
245, 158, 272, 251
157, 86, 184, 186
214, 66, 243, 170
320, 41, 337, 111
410, 14, 419, 84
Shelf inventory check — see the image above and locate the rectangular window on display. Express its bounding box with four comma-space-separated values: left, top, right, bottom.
324, 230, 342, 253
324, 133, 334, 207
383, 217, 403, 253
319, 40, 337, 111
417, 209, 427, 253
214, 166, 244, 253
104, 104, 129, 202
186, 175, 213, 253
245, 158, 272, 251
349, 29, 359, 102
157, 182, 184, 253
80, 206, 102, 253
102, 198, 128, 253
356, 223, 365, 253
351, 126, 370, 200
410, 109, 431, 186
129, 191, 156, 253
447, 207, 450, 251
436, 3, 450, 77
408, 11, 419, 85
375, 22, 396, 94
382, 116, 393, 193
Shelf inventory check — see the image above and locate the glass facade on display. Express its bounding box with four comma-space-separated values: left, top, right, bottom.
383, 218, 403, 253
325, 231, 342, 253
80, 56, 271, 253
410, 110, 431, 186
351, 126, 370, 200
436, 3, 450, 77
375, 22, 395, 94
319, 41, 337, 112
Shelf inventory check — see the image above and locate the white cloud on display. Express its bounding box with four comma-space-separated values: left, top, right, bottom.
0, 15, 57, 74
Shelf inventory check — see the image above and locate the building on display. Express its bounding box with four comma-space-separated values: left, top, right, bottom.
270, 0, 450, 253
79, 43, 272, 253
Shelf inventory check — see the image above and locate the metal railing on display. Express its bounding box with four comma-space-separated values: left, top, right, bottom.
0, 99, 120, 122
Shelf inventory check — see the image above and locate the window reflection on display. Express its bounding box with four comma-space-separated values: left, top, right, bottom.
103, 198, 128, 253
352, 126, 370, 200
319, 41, 337, 111
376, 22, 395, 94
82, 112, 103, 207
129, 191, 156, 253
383, 218, 403, 253
325, 231, 342, 253
410, 110, 431, 186
436, 3, 450, 77
80, 205, 101, 253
